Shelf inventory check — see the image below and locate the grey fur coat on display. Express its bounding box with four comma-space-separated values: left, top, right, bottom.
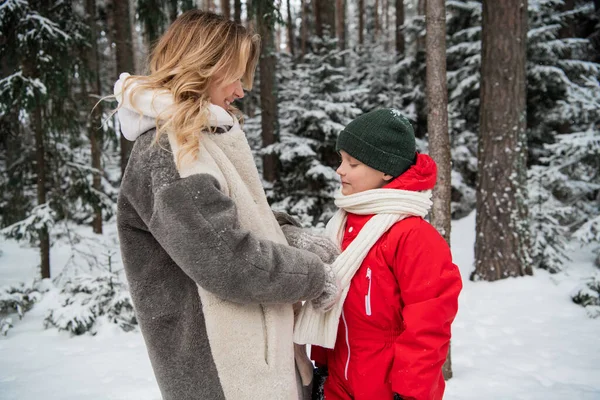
116, 94, 330, 399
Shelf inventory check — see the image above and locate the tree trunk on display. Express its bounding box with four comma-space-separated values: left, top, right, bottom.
395, 0, 404, 56
168, 0, 178, 23
234, 0, 242, 22
315, 0, 335, 38
301, 0, 308, 57
314, 0, 322, 38
417, 0, 426, 53
374, 0, 380, 42
336, 0, 345, 50
473, 0, 532, 281
426, 0, 452, 379
221, 0, 231, 19
358, 0, 365, 46
383, 0, 389, 51
35, 106, 50, 279
86, 0, 104, 234
113, 0, 135, 177
246, 0, 254, 29
287, 0, 295, 55
256, 1, 279, 182
22, 56, 50, 279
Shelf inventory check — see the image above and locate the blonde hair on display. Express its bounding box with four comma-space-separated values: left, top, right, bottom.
121, 10, 260, 169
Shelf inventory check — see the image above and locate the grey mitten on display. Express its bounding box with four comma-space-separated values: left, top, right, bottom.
280, 225, 340, 265
274, 211, 302, 228
311, 263, 340, 312
274, 211, 340, 264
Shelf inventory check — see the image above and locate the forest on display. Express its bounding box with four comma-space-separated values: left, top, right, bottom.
0, 1, 599, 398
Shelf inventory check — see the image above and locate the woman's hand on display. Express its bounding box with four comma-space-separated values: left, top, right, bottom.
274, 211, 340, 264
311, 263, 341, 312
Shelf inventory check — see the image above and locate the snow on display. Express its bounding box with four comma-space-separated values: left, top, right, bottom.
1, 212, 600, 399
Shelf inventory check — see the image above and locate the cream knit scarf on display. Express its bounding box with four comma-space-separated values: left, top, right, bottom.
293, 188, 433, 349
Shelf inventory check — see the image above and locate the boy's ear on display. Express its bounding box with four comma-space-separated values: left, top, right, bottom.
383, 173, 394, 182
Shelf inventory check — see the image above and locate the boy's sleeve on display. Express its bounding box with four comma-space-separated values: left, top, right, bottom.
390, 221, 463, 400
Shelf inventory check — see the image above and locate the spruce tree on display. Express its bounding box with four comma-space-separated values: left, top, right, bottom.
0, 0, 113, 278
268, 35, 361, 226
446, 0, 600, 271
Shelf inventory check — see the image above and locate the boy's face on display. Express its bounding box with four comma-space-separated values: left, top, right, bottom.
336, 150, 393, 195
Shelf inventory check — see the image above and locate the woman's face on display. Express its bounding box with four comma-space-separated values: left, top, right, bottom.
336, 150, 392, 195
207, 73, 245, 110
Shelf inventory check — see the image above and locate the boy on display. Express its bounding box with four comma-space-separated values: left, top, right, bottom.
294, 109, 463, 400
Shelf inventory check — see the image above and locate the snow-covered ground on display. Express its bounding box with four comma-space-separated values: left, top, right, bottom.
1, 212, 599, 400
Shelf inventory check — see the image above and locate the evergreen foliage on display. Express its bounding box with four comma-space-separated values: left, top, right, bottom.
0, 0, 117, 275
266, 36, 361, 226
571, 274, 600, 318
45, 273, 136, 335
0, 281, 42, 336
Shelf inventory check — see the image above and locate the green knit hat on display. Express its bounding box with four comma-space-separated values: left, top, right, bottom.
336, 108, 416, 177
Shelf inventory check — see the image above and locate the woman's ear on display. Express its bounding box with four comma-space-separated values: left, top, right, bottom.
383, 173, 394, 182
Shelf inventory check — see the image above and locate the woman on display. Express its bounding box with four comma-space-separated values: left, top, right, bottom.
115, 10, 338, 400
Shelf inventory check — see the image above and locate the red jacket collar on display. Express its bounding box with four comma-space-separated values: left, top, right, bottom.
383, 153, 437, 192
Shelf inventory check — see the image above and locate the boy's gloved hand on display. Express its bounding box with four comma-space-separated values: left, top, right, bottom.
393, 394, 404, 400
311, 263, 341, 312
274, 211, 340, 264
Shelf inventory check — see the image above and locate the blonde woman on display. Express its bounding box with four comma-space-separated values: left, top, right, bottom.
114, 11, 339, 400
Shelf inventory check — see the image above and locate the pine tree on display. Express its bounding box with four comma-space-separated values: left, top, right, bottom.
446, 0, 600, 271
0, 0, 114, 278
267, 37, 361, 225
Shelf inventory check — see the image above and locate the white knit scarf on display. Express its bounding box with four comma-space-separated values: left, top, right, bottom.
293, 188, 433, 349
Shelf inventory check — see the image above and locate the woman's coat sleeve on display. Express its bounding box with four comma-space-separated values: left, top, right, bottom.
147, 172, 327, 304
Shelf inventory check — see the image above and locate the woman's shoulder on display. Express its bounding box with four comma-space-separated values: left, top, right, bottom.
122, 129, 179, 191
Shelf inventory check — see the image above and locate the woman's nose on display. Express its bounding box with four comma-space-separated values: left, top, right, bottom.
336, 165, 343, 176
234, 80, 244, 99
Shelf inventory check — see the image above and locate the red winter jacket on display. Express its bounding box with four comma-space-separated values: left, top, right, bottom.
312, 154, 462, 400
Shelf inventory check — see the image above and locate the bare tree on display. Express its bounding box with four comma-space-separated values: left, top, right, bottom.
395, 0, 404, 56
473, 0, 532, 281
85, 0, 104, 234
425, 0, 453, 380
112, 0, 135, 176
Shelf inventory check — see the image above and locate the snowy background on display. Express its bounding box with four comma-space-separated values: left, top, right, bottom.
2, 0, 600, 399
1, 212, 599, 400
